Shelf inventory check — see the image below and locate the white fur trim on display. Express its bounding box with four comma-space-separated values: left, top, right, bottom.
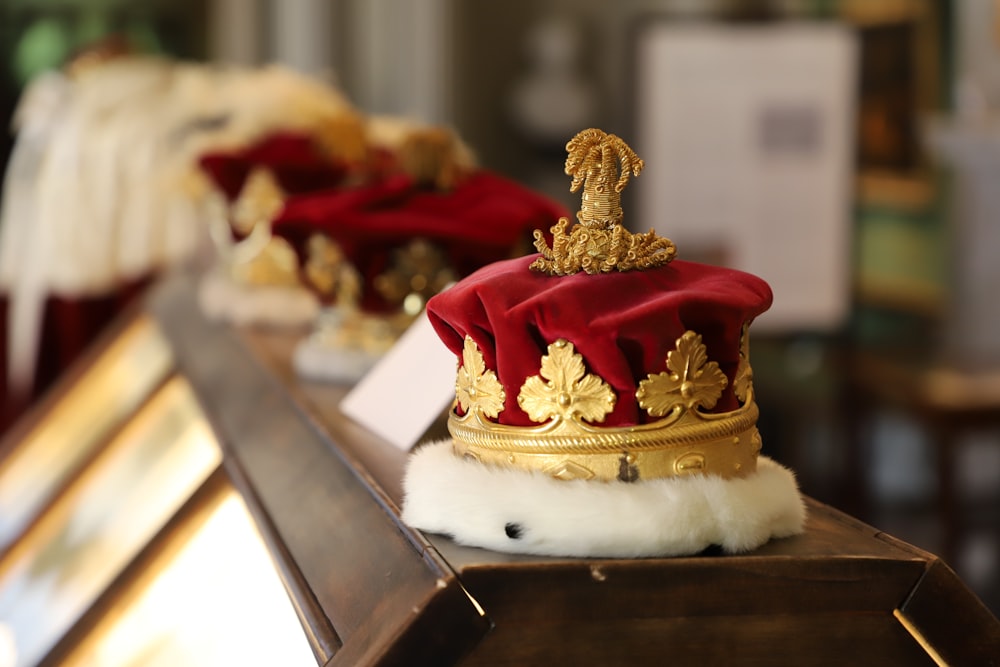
198, 269, 319, 327
402, 439, 806, 558
292, 336, 381, 384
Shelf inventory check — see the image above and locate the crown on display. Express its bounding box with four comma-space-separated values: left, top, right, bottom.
437, 129, 766, 483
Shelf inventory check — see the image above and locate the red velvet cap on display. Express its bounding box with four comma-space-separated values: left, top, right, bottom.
271, 172, 569, 311
426, 255, 772, 427
199, 131, 351, 201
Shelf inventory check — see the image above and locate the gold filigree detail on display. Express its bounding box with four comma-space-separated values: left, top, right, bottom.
517, 339, 616, 424
306, 237, 458, 357
373, 239, 457, 316
567, 127, 642, 228
456, 336, 506, 419
531, 128, 676, 275
305, 234, 361, 307
734, 323, 752, 404
636, 331, 728, 416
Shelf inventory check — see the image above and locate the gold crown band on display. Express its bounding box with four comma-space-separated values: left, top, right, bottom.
450, 397, 761, 482
447, 329, 760, 483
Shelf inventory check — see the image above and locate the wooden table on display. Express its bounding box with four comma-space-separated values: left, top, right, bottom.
135, 273, 997, 666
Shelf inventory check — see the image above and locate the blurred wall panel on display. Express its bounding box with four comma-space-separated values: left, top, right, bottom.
207, 0, 263, 66
270, 0, 334, 81
344, 0, 453, 123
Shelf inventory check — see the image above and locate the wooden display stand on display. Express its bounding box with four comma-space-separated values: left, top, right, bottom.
2, 273, 998, 666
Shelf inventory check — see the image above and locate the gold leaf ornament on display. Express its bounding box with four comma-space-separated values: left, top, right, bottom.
517, 340, 616, 424
456, 337, 505, 418
733, 324, 752, 404
637, 331, 728, 416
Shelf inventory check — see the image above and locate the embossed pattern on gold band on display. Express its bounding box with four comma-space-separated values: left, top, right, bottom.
449, 395, 761, 482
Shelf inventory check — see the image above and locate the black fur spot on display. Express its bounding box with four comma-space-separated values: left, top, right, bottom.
504, 522, 523, 539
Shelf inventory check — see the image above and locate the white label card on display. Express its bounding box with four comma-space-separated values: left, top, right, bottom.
340, 311, 456, 451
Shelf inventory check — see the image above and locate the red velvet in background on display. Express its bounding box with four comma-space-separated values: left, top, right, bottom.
426, 255, 773, 427
272, 171, 568, 311
198, 132, 351, 202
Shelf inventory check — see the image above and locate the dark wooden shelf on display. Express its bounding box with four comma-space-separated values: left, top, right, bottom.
139, 272, 1000, 666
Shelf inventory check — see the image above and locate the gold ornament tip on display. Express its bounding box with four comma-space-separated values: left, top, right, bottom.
532, 128, 675, 275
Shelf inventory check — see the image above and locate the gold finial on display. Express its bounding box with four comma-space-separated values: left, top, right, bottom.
568, 128, 643, 228
530, 128, 676, 276
305, 234, 361, 308
231, 168, 286, 237
397, 127, 474, 191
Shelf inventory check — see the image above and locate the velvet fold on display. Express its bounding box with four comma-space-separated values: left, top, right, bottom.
198, 131, 350, 201
426, 255, 773, 427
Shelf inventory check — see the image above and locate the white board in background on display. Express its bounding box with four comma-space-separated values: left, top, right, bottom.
635, 23, 858, 333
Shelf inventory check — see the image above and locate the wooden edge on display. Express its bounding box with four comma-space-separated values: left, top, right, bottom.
222, 297, 440, 563
809, 496, 933, 557
145, 273, 487, 663
222, 445, 342, 664
329, 544, 492, 667
873, 528, 939, 561
876, 512, 1000, 662
895, 558, 1000, 667
143, 277, 342, 661
220, 303, 491, 665
232, 325, 435, 545
368, 562, 492, 667
235, 342, 415, 541
37, 466, 229, 667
